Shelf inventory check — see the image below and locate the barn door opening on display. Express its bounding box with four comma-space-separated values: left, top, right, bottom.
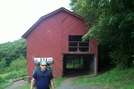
63, 54, 95, 77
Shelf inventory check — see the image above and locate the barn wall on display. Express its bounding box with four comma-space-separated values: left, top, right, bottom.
27, 13, 65, 78
60, 12, 89, 53
89, 38, 98, 72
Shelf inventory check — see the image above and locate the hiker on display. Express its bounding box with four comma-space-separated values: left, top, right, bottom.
30, 61, 55, 89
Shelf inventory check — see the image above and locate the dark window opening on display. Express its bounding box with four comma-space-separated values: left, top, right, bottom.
69, 35, 89, 52
63, 54, 95, 77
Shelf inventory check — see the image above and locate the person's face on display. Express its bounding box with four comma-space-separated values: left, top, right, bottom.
40, 63, 47, 71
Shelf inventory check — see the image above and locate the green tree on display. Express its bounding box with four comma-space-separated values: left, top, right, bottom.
0, 58, 7, 74
70, 0, 134, 69
70, 0, 99, 25
7, 55, 26, 72
0, 38, 26, 65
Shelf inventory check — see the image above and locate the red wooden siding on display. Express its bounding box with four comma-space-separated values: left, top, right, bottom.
60, 12, 89, 53
26, 16, 64, 77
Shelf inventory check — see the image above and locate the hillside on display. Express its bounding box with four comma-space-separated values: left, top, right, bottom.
0, 38, 26, 65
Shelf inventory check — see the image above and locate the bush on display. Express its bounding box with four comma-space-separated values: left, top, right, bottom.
0, 75, 6, 83
7, 55, 26, 72
0, 58, 7, 74
110, 49, 133, 70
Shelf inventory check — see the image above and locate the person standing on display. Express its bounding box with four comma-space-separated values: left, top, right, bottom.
30, 61, 55, 89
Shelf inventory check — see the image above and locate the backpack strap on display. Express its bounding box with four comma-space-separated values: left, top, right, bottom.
46, 70, 51, 87
34, 69, 40, 87
36, 69, 40, 81
47, 70, 50, 80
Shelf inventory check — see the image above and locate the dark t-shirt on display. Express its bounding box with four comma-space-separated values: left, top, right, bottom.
33, 70, 54, 89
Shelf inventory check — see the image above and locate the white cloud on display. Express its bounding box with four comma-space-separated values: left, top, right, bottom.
0, 0, 71, 44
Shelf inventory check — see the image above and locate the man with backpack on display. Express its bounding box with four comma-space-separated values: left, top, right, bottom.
30, 61, 55, 89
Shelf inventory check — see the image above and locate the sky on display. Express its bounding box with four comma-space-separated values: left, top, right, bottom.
0, 0, 71, 44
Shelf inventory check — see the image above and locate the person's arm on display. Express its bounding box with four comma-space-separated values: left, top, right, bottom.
50, 79, 55, 89
30, 78, 36, 89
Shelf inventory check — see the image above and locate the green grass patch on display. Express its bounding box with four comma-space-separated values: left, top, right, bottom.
0, 81, 13, 89
0, 69, 27, 89
20, 83, 31, 89
71, 67, 134, 89
53, 77, 66, 88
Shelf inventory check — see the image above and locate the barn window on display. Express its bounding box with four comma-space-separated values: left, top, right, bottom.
68, 35, 89, 52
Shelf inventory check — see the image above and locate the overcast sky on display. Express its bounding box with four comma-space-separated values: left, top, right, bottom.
0, 0, 71, 44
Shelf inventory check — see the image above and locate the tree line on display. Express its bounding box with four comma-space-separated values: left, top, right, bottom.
70, 0, 134, 69
0, 38, 26, 65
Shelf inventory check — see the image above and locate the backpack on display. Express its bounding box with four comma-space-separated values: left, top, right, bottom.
33, 63, 52, 74
47, 64, 52, 73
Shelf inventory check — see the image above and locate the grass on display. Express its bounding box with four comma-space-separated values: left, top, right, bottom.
0, 56, 27, 89
66, 59, 83, 69
20, 77, 65, 89
0, 81, 13, 89
0, 69, 27, 89
53, 77, 66, 88
0, 66, 27, 89
71, 67, 134, 89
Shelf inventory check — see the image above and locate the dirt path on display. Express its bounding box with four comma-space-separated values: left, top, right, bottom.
4, 80, 27, 89
56, 77, 101, 89
5, 77, 101, 89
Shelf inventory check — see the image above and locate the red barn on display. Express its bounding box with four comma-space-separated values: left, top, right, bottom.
22, 7, 98, 78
